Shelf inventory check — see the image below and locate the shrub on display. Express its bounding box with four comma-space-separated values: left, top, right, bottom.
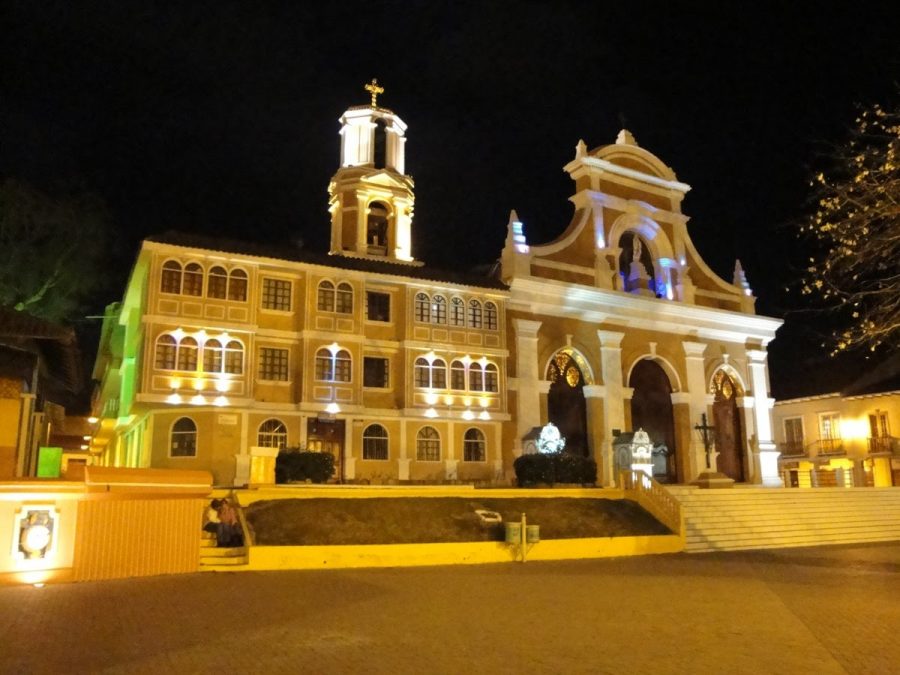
275, 448, 336, 484
514, 452, 597, 487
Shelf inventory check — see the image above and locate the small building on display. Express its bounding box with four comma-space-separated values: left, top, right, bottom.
774, 357, 900, 487
0, 307, 82, 478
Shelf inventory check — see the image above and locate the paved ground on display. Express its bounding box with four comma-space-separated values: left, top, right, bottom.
1, 543, 898, 674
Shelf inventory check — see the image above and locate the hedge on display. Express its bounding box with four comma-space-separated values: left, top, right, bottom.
275, 449, 336, 484
513, 452, 597, 487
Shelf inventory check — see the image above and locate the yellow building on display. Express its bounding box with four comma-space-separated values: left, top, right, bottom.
92, 86, 785, 487
774, 365, 900, 487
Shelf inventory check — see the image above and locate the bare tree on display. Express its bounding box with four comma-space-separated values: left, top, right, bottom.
799, 98, 900, 353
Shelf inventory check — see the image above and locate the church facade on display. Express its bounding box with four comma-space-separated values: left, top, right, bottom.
91, 86, 783, 487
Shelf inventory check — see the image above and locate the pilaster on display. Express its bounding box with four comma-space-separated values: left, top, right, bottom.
746, 349, 783, 487
682, 340, 710, 480
597, 330, 625, 486
513, 320, 543, 450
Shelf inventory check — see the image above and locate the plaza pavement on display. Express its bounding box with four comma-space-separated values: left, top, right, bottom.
1, 543, 898, 674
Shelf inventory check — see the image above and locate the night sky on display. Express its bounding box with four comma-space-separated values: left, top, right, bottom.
3, 2, 898, 399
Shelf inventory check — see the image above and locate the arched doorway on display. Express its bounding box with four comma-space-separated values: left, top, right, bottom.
546, 351, 588, 456
711, 369, 745, 482
629, 359, 678, 482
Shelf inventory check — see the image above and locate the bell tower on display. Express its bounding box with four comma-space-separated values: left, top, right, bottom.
328, 79, 419, 264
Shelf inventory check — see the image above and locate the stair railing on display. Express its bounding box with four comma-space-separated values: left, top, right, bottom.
619, 470, 683, 536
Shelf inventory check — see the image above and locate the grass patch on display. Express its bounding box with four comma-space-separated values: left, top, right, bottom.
244, 497, 671, 545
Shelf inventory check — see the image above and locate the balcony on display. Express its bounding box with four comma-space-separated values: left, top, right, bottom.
867, 436, 899, 455
778, 440, 806, 458
808, 438, 845, 456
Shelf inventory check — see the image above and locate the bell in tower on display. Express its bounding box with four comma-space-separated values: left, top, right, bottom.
328, 79, 419, 265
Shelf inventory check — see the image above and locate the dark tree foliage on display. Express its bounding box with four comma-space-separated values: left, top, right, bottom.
798, 98, 900, 354
0, 179, 110, 321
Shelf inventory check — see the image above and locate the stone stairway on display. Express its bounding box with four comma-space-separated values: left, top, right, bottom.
199, 532, 248, 571
667, 485, 900, 553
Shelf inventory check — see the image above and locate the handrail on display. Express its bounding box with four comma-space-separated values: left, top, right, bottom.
231, 493, 254, 548
619, 470, 683, 536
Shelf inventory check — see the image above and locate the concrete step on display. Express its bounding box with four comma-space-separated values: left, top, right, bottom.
685, 532, 899, 552
668, 486, 900, 553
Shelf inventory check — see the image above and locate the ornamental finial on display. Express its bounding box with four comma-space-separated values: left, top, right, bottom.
364, 78, 384, 107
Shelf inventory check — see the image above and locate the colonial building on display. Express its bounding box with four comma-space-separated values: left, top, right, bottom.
92, 84, 784, 487
773, 356, 900, 487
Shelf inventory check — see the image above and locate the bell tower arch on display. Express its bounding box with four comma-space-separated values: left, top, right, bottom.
328, 79, 419, 265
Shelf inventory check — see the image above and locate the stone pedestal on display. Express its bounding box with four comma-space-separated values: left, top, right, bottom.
691, 471, 735, 489
248, 446, 280, 486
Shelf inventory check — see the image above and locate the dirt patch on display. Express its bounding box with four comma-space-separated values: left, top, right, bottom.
244, 497, 671, 545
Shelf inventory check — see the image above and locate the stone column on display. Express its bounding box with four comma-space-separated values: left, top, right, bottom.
398, 420, 410, 481
444, 423, 458, 480
669, 392, 695, 483
597, 330, 626, 486
344, 420, 359, 481
682, 341, 715, 481
583, 385, 608, 485
513, 319, 543, 453
747, 349, 783, 487
737, 396, 757, 483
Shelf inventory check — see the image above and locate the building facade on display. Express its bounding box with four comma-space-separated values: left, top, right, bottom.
774, 385, 899, 488
92, 90, 784, 487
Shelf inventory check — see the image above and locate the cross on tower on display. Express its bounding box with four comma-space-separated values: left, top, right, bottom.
694, 413, 716, 470
364, 78, 384, 107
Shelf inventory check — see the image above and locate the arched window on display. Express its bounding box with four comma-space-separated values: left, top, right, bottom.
228, 269, 248, 301
161, 261, 182, 294
224, 340, 243, 374
415, 292, 430, 322
257, 418, 288, 449
207, 266, 228, 299
367, 202, 389, 253
468, 299, 483, 328
431, 358, 447, 389
362, 424, 389, 460
484, 302, 498, 330
155, 334, 177, 370
463, 428, 486, 462
450, 297, 466, 326
415, 357, 446, 389
170, 417, 197, 457
202, 339, 223, 373
450, 360, 466, 390
315, 348, 352, 382
317, 280, 335, 312
414, 357, 430, 388
334, 349, 351, 382
336, 282, 353, 314
469, 362, 484, 392
431, 295, 447, 324
484, 363, 499, 393
183, 263, 204, 296
416, 426, 440, 461
177, 337, 198, 371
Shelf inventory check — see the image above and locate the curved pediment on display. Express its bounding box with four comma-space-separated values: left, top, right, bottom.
590, 131, 679, 183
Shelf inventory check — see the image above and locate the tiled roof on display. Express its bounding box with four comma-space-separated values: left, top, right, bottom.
0, 307, 81, 393
841, 351, 900, 397
0, 306, 76, 341
146, 231, 508, 291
